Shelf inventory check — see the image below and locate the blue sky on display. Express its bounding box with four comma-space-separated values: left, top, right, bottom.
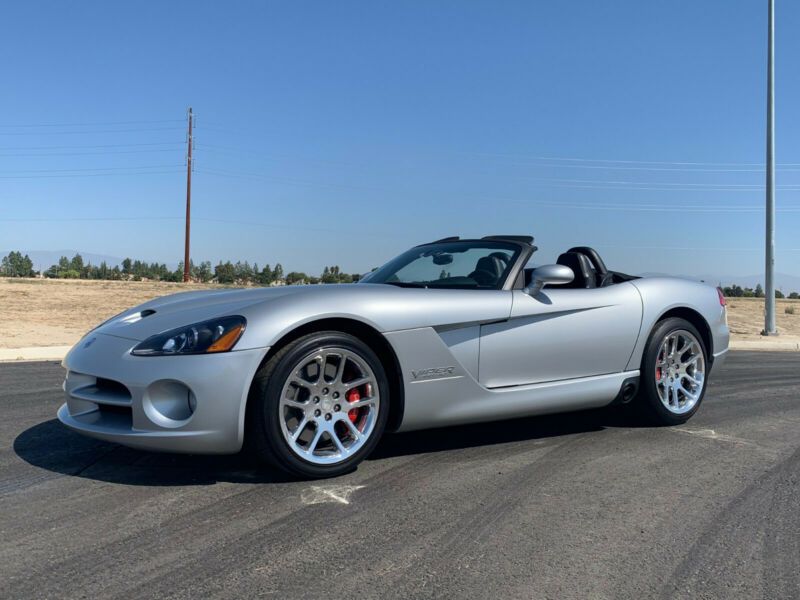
1, 0, 799, 278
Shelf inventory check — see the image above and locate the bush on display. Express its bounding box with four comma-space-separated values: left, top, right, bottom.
786, 305, 796, 315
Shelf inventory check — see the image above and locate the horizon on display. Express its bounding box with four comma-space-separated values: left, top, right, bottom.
1, 1, 799, 278
5, 247, 800, 293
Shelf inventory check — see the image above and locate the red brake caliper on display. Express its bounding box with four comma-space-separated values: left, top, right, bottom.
346, 388, 361, 423
346, 384, 371, 424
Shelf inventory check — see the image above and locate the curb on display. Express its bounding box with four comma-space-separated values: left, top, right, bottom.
0, 346, 72, 362
729, 340, 800, 352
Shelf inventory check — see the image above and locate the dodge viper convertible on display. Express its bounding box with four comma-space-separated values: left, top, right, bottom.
59, 236, 729, 478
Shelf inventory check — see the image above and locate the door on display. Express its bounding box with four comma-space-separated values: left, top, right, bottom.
478, 284, 643, 387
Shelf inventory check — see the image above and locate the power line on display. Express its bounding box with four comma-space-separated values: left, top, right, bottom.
476, 152, 800, 168
197, 143, 349, 165
500, 162, 800, 173
0, 216, 183, 222
0, 164, 184, 174
0, 118, 184, 128
0, 215, 381, 236
0, 141, 183, 150
534, 183, 800, 193
0, 169, 183, 179
194, 123, 250, 136
195, 168, 386, 192
0, 147, 184, 157
510, 200, 800, 213
0, 126, 184, 136
522, 176, 800, 189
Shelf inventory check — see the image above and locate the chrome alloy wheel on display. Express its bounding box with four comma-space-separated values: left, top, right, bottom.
655, 329, 706, 415
278, 347, 380, 465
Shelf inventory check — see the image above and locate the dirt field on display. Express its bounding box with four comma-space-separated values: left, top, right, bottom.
1, 278, 798, 349
0, 278, 221, 348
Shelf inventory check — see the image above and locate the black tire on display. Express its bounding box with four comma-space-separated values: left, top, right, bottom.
246, 331, 390, 479
635, 317, 708, 425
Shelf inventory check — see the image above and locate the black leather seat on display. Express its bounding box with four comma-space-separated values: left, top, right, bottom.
567, 246, 613, 287
556, 252, 597, 289
469, 255, 506, 287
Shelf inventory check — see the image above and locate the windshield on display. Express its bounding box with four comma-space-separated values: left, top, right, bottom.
362, 241, 520, 289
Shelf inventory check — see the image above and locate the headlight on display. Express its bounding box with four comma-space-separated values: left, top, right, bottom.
131, 316, 246, 356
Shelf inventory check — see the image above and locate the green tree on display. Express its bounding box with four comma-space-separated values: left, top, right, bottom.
789, 292, 799, 300
196, 261, 213, 283
285, 271, 308, 285
215, 261, 236, 284
1, 251, 35, 277
70, 253, 84, 273
258, 264, 273, 285
234, 261, 254, 283
755, 284, 764, 298
272, 263, 284, 282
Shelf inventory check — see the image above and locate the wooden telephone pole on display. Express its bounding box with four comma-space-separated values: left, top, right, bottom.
183, 107, 193, 283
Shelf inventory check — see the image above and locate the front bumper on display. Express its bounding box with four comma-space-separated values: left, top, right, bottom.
58, 333, 269, 454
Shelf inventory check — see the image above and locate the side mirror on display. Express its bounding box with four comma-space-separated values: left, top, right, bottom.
523, 264, 574, 296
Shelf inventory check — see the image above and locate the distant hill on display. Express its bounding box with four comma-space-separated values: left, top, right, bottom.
2, 250, 126, 270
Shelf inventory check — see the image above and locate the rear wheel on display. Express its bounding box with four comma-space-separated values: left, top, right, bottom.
247, 331, 389, 479
636, 317, 708, 425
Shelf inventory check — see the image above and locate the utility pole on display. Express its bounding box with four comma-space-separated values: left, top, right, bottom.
763, 0, 777, 335
183, 107, 193, 283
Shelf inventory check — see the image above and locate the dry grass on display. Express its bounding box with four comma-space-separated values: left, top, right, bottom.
0, 278, 221, 348
1, 278, 799, 349
724, 296, 800, 340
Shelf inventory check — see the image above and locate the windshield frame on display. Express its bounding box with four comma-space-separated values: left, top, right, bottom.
362, 240, 532, 291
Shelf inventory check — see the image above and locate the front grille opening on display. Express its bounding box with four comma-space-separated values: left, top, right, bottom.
95, 377, 130, 398
97, 403, 132, 417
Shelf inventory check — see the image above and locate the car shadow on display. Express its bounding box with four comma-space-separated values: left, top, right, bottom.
370, 404, 642, 459
13, 406, 642, 487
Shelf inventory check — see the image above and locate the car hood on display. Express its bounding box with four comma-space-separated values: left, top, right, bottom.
88, 283, 516, 350
94, 286, 309, 341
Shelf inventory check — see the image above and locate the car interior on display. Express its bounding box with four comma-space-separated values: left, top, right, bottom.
524, 246, 638, 290
374, 237, 636, 291
468, 252, 511, 287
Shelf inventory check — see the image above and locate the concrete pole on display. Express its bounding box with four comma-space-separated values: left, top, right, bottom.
763, 0, 777, 335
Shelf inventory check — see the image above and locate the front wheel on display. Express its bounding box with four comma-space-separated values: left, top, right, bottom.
636, 317, 708, 425
247, 331, 389, 479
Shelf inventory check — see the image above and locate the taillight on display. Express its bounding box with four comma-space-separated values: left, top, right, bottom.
717, 287, 727, 307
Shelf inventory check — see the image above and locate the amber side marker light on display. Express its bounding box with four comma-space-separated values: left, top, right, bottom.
207, 323, 246, 353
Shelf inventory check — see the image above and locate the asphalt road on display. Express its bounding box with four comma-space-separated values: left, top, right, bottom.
1, 352, 798, 599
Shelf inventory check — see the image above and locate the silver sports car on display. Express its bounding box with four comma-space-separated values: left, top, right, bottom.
59, 236, 729, 478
